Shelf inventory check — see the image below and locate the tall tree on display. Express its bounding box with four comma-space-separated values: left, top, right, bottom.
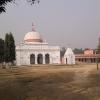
0, 0, 39, 13
73, 48, 84, 54
4, 33, 10, 63
97, 37, 100, 50
0, 38, 4, 65
96, 37, 100, 63
4, 33, 16, 65
9, 32, 16, 63
60, 47, 66, 57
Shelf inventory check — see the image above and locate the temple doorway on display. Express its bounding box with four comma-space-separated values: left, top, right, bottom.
30, 54, 35, 64
45, 54, 50, 64
37, 54, 43, 64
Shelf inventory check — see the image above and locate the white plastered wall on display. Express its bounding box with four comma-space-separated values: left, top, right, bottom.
16, 43, 60, 66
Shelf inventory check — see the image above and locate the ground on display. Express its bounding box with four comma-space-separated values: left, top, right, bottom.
0, 64, 100, 100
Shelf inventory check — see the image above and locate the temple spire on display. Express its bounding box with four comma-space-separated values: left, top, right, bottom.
32, 22, 35, 31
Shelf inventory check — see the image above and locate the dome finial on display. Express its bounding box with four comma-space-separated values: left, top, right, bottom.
32, 22, 35, 31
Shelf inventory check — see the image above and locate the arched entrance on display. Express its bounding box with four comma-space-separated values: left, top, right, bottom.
45, 54, 50, 64
30, 54, 35, 64
37, 54, 43, 64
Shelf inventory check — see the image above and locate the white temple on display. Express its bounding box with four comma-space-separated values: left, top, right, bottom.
16, 25, 60, 65
16, 24, 75, 66
64, 48, 75, 65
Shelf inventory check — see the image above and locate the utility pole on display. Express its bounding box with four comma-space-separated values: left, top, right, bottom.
96, 59, 99, 70
96, 50, 99, 70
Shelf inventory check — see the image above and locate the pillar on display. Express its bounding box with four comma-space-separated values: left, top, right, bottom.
43, 55, 45, 64
50, 55, 53, 64
35, 55, 37, 64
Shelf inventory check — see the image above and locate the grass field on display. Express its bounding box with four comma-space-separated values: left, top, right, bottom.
0, 64, 100, 100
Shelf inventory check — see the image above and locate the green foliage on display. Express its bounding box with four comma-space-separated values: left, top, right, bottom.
97, 37, 100, 50
4, 32, 15, 63
9, 32, 16, 62
96, 50, 100, 54
4, 33, 10, 63
0, 0, 39, 13
60, 47, 66, 57
96, 50, 100, 63
96, 37, 100, 62
73, 48, 84, 54
0, 0, 13, 13
0, 38, 4, 63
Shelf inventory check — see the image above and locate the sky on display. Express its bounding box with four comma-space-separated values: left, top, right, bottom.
0, 0, 100, 49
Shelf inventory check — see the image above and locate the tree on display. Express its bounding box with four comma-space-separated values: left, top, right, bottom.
4, 33, 16, 65
0, 0, 39, 13
4, 33, 10, 63
97, 37, 100, 50
73, 48, 84, 54
96, 37, 100, 55
9, 32, 16, 63
95, 37, 100, 70
60, 47, 66, 58
0, 38, 4, 65
96, 37, 100, 63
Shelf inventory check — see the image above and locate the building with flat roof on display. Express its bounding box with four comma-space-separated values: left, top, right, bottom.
75, 49, 100, 63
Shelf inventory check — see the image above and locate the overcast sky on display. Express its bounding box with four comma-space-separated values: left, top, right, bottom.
0, 0, 100, 49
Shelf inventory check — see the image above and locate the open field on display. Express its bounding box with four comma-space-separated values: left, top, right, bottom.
0, 64, 100, 100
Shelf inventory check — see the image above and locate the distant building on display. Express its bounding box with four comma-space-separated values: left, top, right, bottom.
84, 49, 94, 55
75, 49, 100, 63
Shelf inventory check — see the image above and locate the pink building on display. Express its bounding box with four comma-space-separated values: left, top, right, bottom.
75, 49, 100, 63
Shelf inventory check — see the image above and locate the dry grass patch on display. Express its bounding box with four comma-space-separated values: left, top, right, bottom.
0, 64, 100, 100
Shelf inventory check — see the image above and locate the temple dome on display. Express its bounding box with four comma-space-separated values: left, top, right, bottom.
24, 31, 43, 43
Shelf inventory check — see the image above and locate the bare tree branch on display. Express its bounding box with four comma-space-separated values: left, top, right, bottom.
0, 0, 40, 14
